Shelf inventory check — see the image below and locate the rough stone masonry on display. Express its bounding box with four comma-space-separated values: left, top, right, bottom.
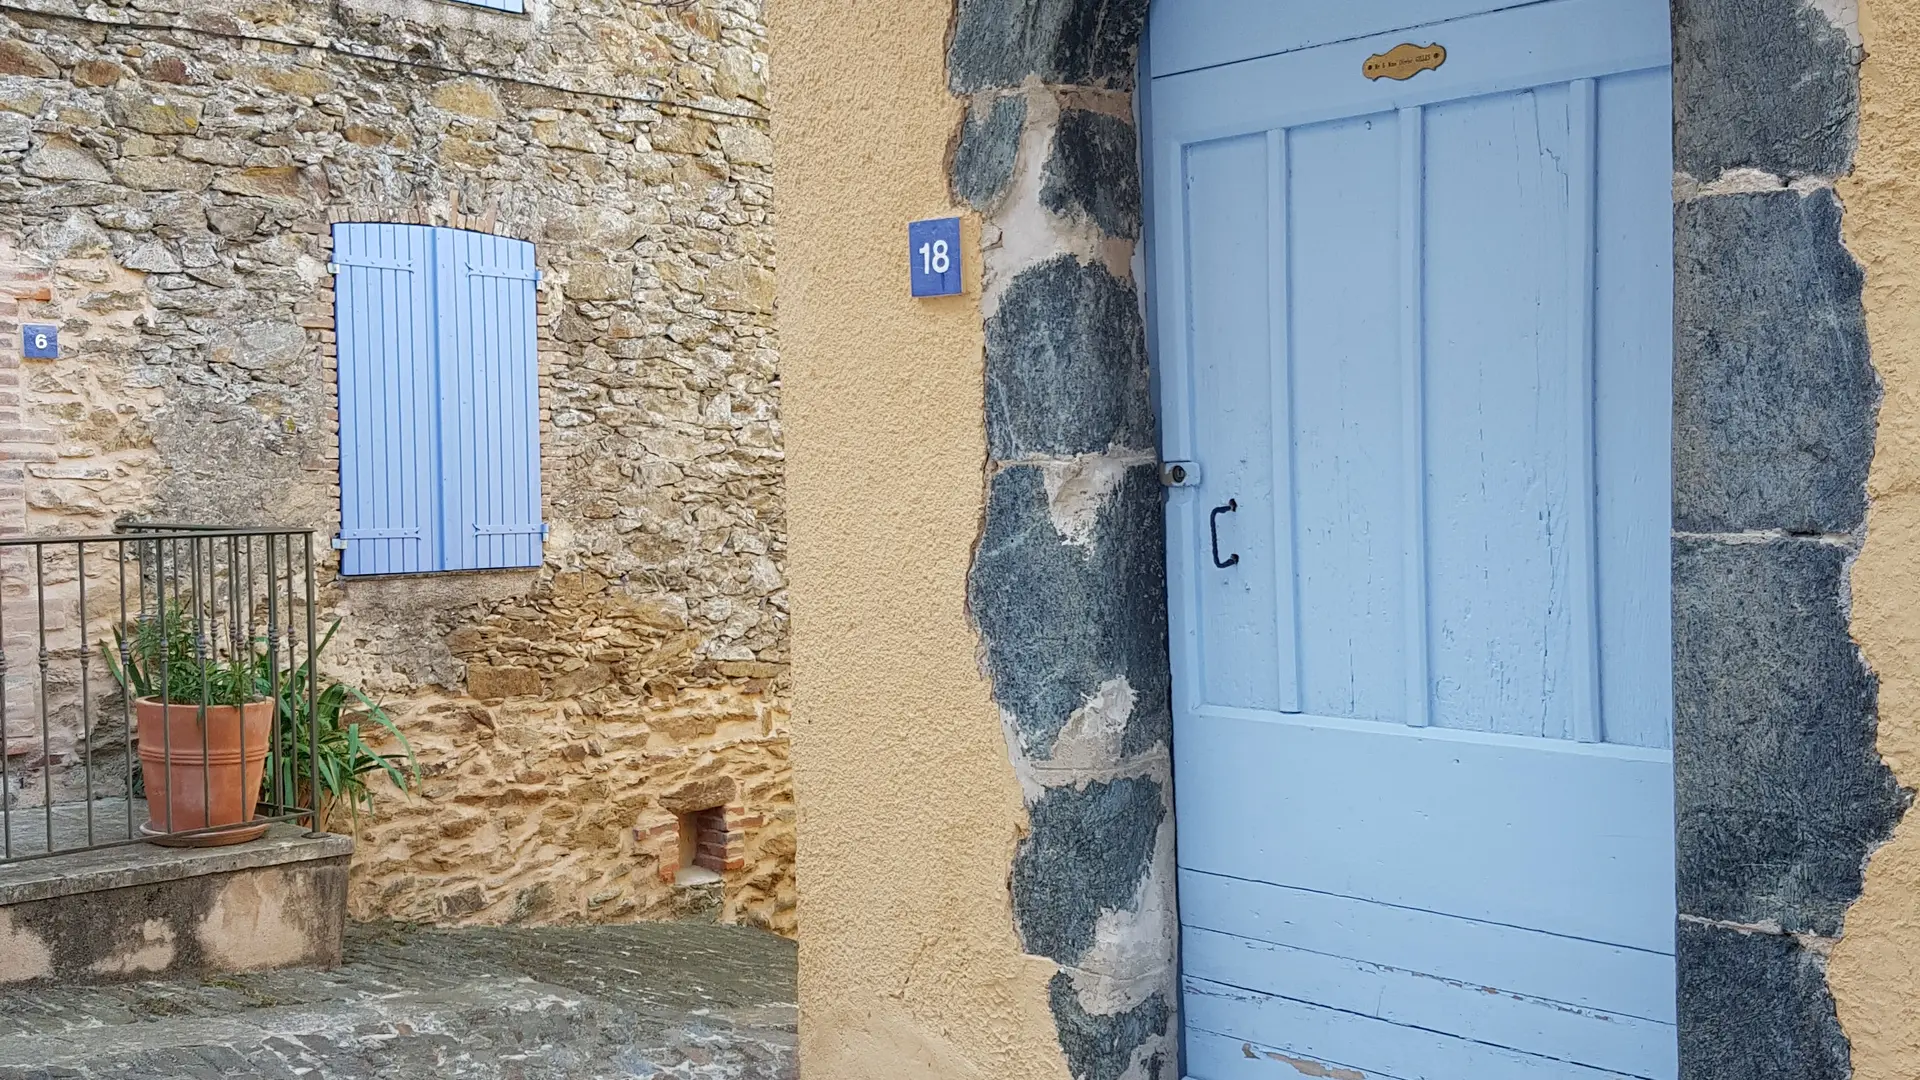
0, 0, 792, 936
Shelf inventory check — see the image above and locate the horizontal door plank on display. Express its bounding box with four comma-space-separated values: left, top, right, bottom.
1186, 977, 1665, 1080
1181, 869, 1675, 1023
1185, 927, 1676, 1077
1175, 709, 1675, 951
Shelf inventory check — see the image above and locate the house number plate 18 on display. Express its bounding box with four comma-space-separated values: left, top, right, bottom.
909, 217, 962, 298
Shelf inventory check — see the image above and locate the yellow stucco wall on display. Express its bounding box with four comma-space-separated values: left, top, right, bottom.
1834, 0, 1920, 1073
766, 3, 1072, 1077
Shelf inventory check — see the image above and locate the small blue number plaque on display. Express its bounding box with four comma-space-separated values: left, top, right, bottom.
909, 217, 962, 298
21, 324, 56, 359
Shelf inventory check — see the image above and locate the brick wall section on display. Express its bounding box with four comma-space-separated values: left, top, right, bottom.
0, 249, 57, 757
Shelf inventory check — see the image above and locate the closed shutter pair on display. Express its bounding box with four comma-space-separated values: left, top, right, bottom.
333, 223, 543, 576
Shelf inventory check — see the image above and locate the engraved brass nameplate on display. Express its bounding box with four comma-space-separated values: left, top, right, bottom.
1364, 42, 1447, 81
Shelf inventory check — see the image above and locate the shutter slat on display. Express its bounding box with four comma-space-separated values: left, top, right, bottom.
334, 223, 438, 575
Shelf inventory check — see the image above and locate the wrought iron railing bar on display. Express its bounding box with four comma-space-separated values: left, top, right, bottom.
265, 535, 283, 815
118, 537, 133, 841
1, 528, 312, 547
35, 546, 52, 854
191, 536, 210, 833
157, 535, 173, 835
304, 533, 321, 838
77, 543, 93, 847
285, 536, 298, 821
235, 536, 249, 827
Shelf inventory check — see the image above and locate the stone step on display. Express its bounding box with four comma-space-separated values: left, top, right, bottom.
0, 811, 350, 988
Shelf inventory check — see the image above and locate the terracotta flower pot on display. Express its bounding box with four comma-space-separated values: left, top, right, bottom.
136, 697, 275, 847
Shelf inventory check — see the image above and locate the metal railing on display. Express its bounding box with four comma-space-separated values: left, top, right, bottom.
0, 525, 323, 863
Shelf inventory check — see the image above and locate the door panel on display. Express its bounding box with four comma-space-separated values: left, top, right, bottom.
1187, 134, 1292, 712
1288, 115, 1406, 723
1149, 0, 1675, 1076
1421, 84, 1579, 739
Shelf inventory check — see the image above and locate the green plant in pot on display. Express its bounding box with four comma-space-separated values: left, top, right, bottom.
105, 608, 416, 845
261, 618, 418, 833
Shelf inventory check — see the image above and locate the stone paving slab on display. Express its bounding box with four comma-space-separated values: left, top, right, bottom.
0, 921, 797, 1079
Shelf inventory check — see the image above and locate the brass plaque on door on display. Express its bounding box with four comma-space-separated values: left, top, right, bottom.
1363, 43, 1447, 81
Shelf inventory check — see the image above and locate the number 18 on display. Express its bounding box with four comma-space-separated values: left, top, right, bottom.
919, 238, 951, 275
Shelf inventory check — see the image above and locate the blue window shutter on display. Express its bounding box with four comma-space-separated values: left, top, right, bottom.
334, 223, 440, 575
436, 228, 543, 571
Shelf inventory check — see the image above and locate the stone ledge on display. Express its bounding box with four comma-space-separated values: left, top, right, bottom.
0, 823, 352, 907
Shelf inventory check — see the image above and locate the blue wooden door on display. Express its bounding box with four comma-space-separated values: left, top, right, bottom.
1147, 1, 1675, 1077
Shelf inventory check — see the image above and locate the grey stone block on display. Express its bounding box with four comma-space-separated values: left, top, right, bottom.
1674, 190, 1873, 535
1049, 972, 1170, 1080
969, 464, 1171, 762
1674, 537, 1906, 935
1043, 109, 1140, 239
1677, 920, 1849, 1080
1674, 0, 1857, 179
985, 255, 1155, 460
948, 0, 1148, 93
1011, 776, 1164, 965
952, 95, 1027, 212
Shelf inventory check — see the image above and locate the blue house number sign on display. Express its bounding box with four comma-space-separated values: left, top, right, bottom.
21, 324, 56, 359
909, 217, 962, 298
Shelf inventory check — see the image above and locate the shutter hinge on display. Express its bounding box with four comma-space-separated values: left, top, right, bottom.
331, 534, 348, 550
326, 262, 339, 276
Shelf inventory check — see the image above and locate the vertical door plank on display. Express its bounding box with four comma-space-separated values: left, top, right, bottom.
1566, 78, 1604, 743
1398, 105, 1431, 729
1593, 68, 1675, 750
1265, 128, 1303, 713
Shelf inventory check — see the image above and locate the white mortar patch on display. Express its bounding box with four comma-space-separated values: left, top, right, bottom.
980, 88, 1136, 316
1039, 455, 1130, 546
0, 910, 52, 984
1074, 798, 1180, 995
89, 918, 177, 976
1804, 0, 1862, 46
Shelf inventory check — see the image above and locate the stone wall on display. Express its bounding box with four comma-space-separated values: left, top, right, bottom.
0, 0, 793, 935
950, 3, 1175, 1079
1672, 1, 1908, 1075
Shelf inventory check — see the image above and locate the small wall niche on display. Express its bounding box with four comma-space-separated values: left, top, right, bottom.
675, 806, 729, 885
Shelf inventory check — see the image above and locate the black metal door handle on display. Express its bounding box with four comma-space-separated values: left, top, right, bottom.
1210, 499, 1240, 569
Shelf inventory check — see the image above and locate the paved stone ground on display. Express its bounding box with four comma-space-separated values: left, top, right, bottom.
0, 922, 796, 1079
